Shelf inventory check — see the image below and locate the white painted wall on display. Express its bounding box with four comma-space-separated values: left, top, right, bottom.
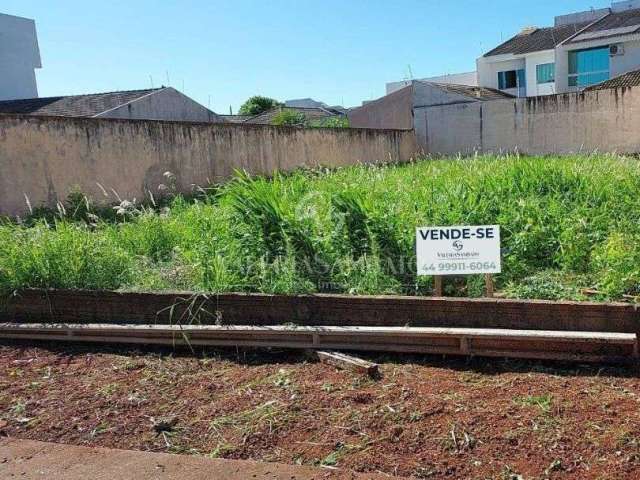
525, 51, 557, 96
0, 13, 41, 100
555, 35, 640, 93
477, 56, 526, 96
610, 39, 640, 76
478, 52, 559, 97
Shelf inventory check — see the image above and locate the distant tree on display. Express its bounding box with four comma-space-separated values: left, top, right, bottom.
271, 109, 307, 126
238, 96, 282, 116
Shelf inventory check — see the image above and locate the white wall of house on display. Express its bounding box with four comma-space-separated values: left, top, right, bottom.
525, 51, 557, 96
478, 51, 559, 97
610, 39, 640, 76
0, 13, 41, 101
477, 56, 526, 96
555, 34, 640, 93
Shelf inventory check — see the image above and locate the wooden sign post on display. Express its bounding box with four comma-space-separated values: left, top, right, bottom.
434, 276, 443, 297
484, 274, 494, 298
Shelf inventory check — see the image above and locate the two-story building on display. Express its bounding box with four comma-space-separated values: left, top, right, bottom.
0, 13, 41, 101
478, 0, 640, 96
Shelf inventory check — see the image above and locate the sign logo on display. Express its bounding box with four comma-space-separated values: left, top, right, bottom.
452, 240, 464, 251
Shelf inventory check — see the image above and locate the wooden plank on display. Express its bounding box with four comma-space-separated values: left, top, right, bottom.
2, 289, 639, 333
0, 323, 637, 341
0, 323, 637, 363
316, 351, 379, 377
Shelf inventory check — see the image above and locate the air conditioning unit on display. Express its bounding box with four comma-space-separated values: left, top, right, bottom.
610, 44, 625, 56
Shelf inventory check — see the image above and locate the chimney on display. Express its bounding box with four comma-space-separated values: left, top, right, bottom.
518, 26, 538, 36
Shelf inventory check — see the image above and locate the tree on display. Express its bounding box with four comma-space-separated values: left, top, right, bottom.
271, 109, 307, 126
238, 96, 282, 116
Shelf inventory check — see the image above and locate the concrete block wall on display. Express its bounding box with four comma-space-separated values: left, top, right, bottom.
0, 115, 417, 217
418, 87, 640, 156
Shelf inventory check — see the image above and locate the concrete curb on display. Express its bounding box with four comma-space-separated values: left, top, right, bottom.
0, 438, 401, 480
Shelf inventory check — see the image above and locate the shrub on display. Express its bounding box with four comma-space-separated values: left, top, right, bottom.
331, 254, 402, 296
591, 232, 640, 298
503, 271, 588, 301
0, 222, 133, 293
4, 155, 640, 302
309, 116, 349, 128
115, 212, 180, 263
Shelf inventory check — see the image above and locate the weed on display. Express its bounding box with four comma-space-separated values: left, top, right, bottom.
210, 400, 290, 442
514, 394, 553, 413
10, 400, 26, 416
90, 422, 110, 438
273, 369, 292, 388
321, 382, 335, 393
4, 155, 640, 301
98, 383, 118, 398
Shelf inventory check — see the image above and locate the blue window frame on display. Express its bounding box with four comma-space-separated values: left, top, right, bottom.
536, 63, 555, 84
568, 47, 609, 87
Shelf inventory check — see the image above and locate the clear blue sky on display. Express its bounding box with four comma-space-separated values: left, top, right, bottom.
4, 0, 612, 113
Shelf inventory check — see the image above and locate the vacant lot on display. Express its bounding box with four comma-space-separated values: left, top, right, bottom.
2, 154, 640, 302
1, 343, 640, 479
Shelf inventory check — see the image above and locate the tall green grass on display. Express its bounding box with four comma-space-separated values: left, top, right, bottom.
2, 154, 640, 301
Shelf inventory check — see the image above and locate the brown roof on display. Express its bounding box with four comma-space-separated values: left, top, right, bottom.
567, 8, 640, 44
0, 88, 163, 117
484, 22, 590, 57
584, 68, 640, 90
244, 106, 343, 125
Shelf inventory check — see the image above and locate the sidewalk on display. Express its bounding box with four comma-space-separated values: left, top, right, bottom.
0, 438, 400, 480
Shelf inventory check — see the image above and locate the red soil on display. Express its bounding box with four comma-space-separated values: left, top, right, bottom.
2, 343, 640, 479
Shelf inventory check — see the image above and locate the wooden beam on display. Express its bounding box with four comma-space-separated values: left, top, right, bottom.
316, 351, 379, 377
4, 289, 639, 334
0, 323, 636, 363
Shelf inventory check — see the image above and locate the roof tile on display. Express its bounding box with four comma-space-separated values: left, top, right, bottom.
0, 89, 162, 117
584, 68, 640, 90
484, 22, 590, 57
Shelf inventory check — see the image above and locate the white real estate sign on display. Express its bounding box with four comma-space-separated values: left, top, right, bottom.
416, 225, 501, 276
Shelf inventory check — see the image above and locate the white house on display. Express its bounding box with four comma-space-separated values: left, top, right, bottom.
477, 0, 640, 97
0, 13, 41, 101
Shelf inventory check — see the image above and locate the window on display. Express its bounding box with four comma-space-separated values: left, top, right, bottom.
498, 70, 517, 89
568, 47, 609, 87
536, 63, 555, 84
498, 69, 526, 91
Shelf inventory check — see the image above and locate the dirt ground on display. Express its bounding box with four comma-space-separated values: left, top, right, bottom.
2, 343, 640, 480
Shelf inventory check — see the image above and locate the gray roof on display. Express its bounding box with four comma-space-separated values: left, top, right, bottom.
0, 88, 163, 117
484, 23, 590, 56
244, 106, 344, 125
567, 8, 640, 44
584, 68, 640, 90
426, 82, 515, 101
220, 114, 253, 123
